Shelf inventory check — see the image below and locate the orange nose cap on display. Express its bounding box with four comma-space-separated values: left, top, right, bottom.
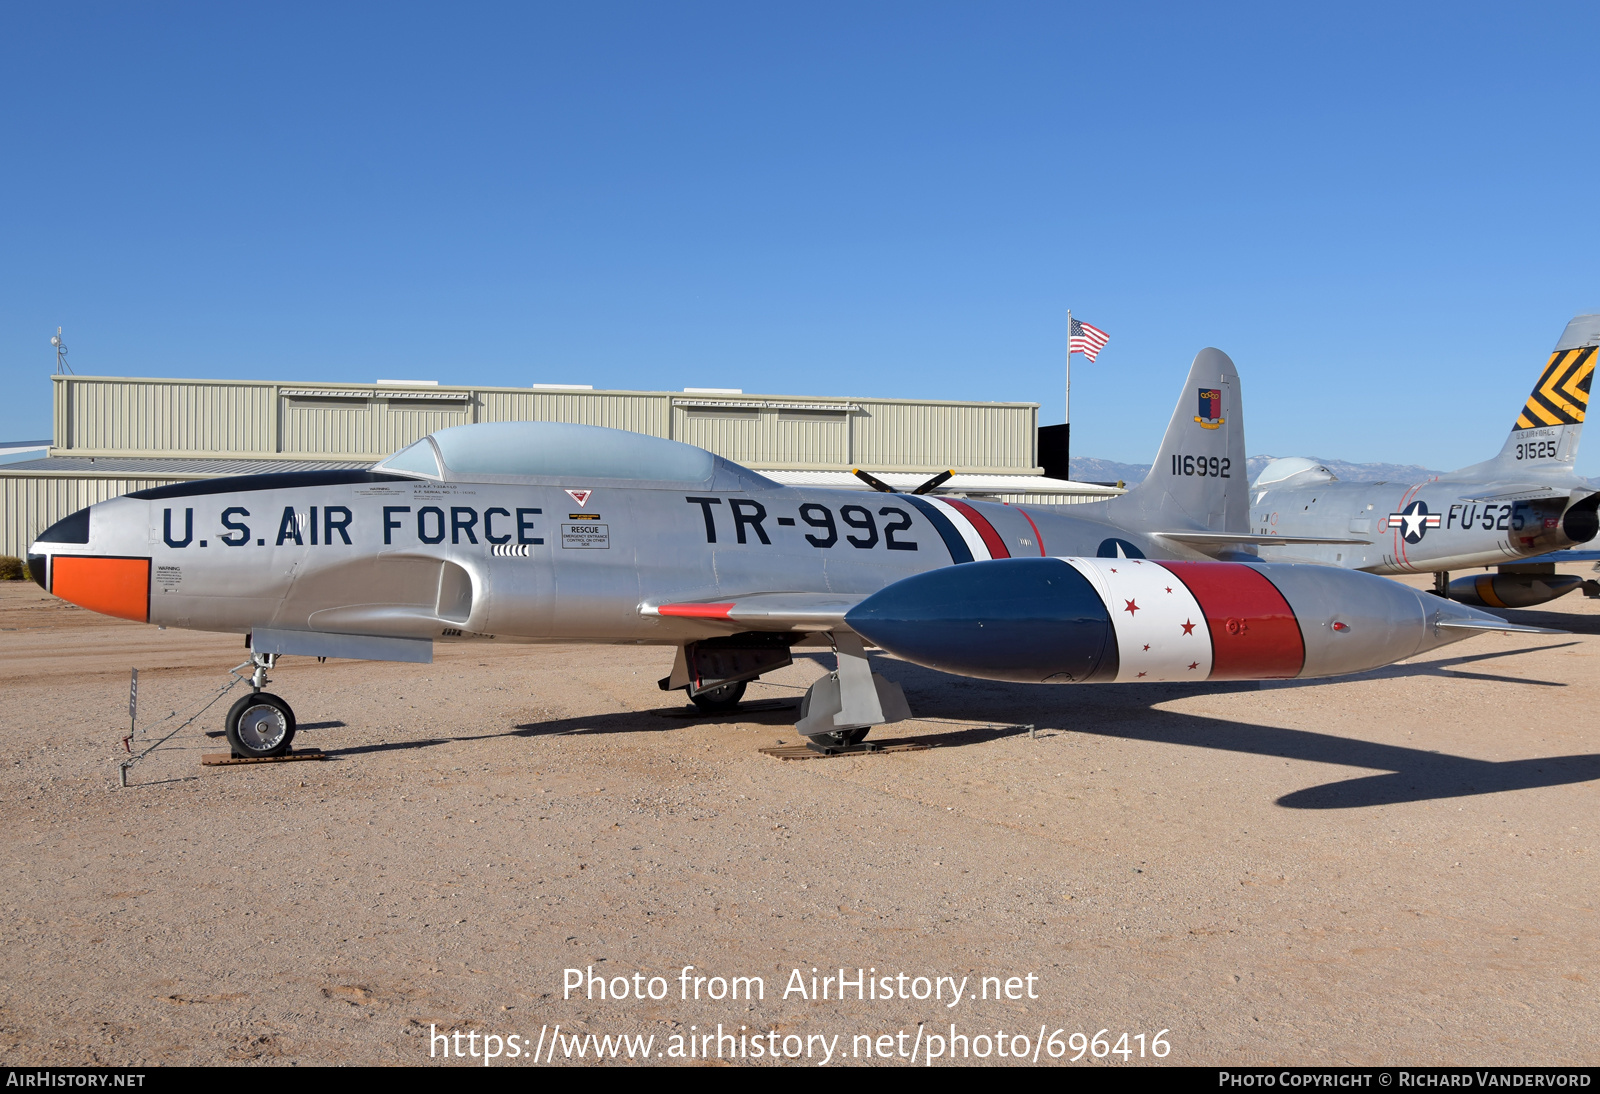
50, 556, 151, 623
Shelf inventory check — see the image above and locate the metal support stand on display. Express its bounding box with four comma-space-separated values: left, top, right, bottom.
832, 632, 884, 727
116, 660, 254, 788
1432, 571, 1450, 598
794, 632, 913, 738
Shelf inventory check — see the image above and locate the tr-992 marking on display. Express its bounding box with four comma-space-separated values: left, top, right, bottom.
1170, 455, 1230, 478
700, 498, 919, 551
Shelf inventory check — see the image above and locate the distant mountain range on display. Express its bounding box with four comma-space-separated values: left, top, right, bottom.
1070, 455, 1599, 489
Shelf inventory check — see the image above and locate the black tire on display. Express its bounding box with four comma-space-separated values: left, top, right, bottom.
225, 692, 297, 758
689, 679, 747, 713
815, 727, 870, 748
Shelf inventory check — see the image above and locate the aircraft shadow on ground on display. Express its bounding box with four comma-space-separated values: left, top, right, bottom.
321, 644, 1599, 808
1492, 604, 1600, 635
318, 703, 805, 756
875, 653, 1600, 810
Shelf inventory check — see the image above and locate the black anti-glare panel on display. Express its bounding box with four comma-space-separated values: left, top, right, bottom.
34, 507, 89, 543
128, 471, 415, 500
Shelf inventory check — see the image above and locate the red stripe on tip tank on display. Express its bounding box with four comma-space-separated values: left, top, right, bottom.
1155, 562, 1305, 680
941, 498, 1011, 559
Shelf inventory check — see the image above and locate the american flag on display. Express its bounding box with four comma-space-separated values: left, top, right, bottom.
1069, 317, 1109, 362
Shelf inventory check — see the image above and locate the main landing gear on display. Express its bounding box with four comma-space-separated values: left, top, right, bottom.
659, 630, 912, 749
224, 652, 298, 759
660, 635, 790, 714
689, 679, 747, 713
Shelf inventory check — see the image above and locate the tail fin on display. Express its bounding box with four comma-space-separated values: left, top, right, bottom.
1112, 347, 1249, 533
1457, 314, 1598, 477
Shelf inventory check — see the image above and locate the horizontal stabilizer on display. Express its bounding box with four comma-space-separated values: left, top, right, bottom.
1156, 532, 1372, 547
1452, 488, 1566, 503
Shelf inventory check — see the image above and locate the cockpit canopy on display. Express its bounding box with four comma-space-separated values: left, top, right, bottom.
1253, 456, 1337, 488
374, 421, 764, 489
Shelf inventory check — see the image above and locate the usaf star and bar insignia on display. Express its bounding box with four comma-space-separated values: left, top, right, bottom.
1383, 500, 1441, 544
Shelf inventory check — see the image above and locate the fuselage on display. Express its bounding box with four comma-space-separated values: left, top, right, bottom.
28, 465, 1199, 647
27, 413, 1538, 699
1251, 474, 1591, 574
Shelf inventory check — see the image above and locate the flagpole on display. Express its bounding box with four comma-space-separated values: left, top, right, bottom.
1065, 308, 1072, 481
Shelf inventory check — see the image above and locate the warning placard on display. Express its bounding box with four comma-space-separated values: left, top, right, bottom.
561, 523, 610, 549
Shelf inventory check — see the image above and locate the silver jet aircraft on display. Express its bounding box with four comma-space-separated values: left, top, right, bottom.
1251, 315, 1600, 608
26, 349, 1542, 759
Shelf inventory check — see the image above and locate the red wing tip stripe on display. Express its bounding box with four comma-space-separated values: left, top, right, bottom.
657, 603, 736, 619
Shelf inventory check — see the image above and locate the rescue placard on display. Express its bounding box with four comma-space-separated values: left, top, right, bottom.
561, 523, 610, 549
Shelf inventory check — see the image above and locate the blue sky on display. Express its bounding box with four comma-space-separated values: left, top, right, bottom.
2, 3, 1596, 471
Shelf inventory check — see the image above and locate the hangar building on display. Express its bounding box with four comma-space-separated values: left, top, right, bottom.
0, 374, 1115, 558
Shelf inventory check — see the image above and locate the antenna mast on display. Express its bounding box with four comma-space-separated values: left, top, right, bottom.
51, 327, 73, 374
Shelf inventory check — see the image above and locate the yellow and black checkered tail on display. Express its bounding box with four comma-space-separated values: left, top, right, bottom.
1515, 346, 1594, 429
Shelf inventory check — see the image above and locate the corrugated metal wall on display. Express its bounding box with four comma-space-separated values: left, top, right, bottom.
3, 377, 1049, 560
479, 390, 669, 435
279, 399, 474, 455
851, 403, 1035, 472
1, 475, 187, 559
50, 377, 1040, 472
64, 379, 278, 454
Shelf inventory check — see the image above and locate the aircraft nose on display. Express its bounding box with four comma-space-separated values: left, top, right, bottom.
28, 505, 93, 590
28, 504, 151, 623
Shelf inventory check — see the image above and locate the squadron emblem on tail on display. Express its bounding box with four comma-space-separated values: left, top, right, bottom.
1193, 388, 1226, 429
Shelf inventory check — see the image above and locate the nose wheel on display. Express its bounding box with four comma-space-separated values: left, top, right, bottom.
225, 692, 297, 758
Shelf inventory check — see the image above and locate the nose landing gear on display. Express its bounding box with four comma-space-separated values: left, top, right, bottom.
224, 653, 298, 759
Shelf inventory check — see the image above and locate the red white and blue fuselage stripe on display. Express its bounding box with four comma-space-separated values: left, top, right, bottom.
902, 495, 1013, 563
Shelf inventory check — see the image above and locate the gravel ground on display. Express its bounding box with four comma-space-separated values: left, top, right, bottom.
1, 573, 1596, 1067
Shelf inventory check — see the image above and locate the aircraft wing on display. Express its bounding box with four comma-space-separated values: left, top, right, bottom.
641, 592, 866, 631
1520, 549, 1600, 563
1451, 487, 1572, 503
1157, 532, 1372, 547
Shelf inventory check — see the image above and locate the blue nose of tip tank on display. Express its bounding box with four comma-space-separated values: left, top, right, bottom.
844, 557, 1120, 683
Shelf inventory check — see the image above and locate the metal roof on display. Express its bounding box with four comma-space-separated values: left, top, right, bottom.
673, 399, 861, 411
281, 388, 474, 401
0, 456, 375, 477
